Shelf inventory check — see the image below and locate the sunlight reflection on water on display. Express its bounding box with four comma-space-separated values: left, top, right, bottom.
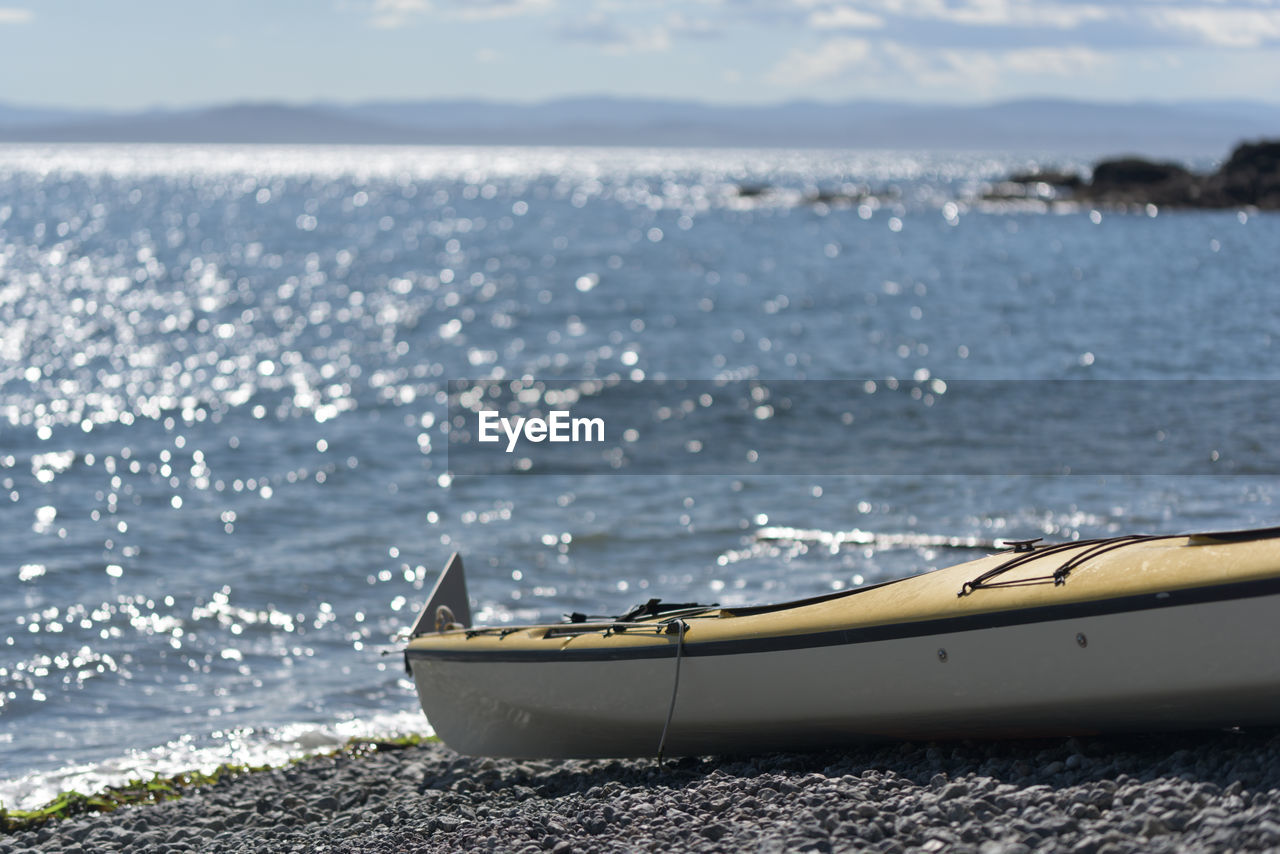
1, 143, 1276, 807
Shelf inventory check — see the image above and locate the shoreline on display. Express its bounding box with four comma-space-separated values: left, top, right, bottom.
7, 727, 1280, 853
0, 735, 434, 835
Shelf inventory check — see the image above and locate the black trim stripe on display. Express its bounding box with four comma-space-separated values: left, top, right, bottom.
404, 576, 1280, 664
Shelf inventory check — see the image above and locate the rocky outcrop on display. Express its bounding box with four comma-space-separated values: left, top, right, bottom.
999, 139, 1280, 209
1007, 169, 1083, 190
1084, 157, 1200, 206
1201, 140, 1280, 208
1090, 158, 1193, 187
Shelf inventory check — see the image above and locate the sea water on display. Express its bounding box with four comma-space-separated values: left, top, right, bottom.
1, 143, 1277, 807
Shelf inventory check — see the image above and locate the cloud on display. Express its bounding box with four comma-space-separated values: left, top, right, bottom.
558, 13, 673, 54
898, 42, 1110, 95
767, 36, 876, 84
998, 44, 1108, 75
0, 7, 32, 23
796, 1, 1280, 52
1152, 6, 1280, 48
664, 12, 724, 39
452, 0, 554, 22
910, 0, 1110, 30
800, 0, 1111, 31
924, 44, 1108, 91
768, 35, 1107, 91
369, 0, 429, 29
809, 7, 886, 30
368, 0, 550, 28
553, 8, 723, 53
777, 1, 1280, 65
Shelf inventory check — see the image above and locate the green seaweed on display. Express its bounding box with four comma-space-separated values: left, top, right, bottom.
0, 732, 438, 835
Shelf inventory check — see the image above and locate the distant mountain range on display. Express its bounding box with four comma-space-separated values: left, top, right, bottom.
1, 97, 1277, 156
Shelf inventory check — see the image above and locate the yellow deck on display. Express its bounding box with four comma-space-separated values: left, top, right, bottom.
406, 533, 1280, 656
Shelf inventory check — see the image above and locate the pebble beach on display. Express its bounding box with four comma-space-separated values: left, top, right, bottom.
8, 727, 1280, 853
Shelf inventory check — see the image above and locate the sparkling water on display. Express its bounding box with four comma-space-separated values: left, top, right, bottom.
1, 143, 1276, 807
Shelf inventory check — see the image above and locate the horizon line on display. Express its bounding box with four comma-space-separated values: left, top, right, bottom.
3, 93, 1280, 117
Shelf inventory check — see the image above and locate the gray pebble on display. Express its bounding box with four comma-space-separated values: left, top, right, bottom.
13, 729, 1280, 853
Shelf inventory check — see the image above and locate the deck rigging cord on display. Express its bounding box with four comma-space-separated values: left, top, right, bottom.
957, 534, 1181, 596
656, 618, 688, 762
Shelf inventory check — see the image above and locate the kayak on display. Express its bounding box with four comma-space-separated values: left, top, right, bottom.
403, 526, 1280, 758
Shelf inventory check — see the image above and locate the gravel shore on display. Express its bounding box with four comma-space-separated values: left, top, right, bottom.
7, 728, 1280, 853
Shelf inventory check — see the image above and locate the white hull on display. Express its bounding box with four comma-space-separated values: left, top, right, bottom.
410, 591, 1280, 757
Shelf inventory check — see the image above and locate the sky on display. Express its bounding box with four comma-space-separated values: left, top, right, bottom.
0, 0, 1278, 110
